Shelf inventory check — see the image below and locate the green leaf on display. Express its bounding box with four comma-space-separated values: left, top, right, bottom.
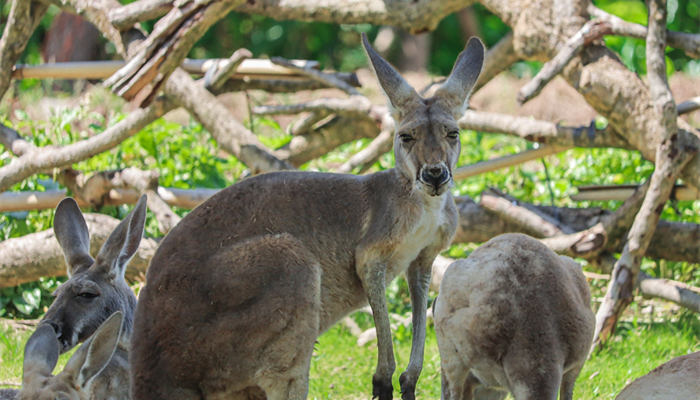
22, 288, 41, 309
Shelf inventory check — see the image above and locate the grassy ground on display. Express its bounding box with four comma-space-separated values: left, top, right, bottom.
3, 311, 696, 398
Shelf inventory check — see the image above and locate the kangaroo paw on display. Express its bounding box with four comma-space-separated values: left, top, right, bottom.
372, 374, 394, 400
399, 372, 416, 400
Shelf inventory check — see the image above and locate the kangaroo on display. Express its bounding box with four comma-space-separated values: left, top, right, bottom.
130, 33, 484, 400
37, 195, 147, 399
10, 311, 124, 400
615, 351, 700, 400
434, 233, 595, 400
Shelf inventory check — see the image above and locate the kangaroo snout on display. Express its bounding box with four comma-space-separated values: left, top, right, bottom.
419, 164, 450, 190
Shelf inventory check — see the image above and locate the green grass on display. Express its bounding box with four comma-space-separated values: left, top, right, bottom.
306, 313, 699, 399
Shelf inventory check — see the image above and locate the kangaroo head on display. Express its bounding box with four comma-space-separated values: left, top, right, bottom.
362, 33, 484, 196
20, 312, 123, 400
42, 196, 146, 353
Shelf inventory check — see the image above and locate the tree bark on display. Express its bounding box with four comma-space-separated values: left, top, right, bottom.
0, 1, 49, 100
0, 214, 158, 288
0, 98, 174, 192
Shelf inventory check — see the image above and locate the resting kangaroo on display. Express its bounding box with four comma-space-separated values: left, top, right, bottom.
615, 351, 700, 400
131, 33, 484, 400
39, 195, 147, 399
11, 311, 124, 400
434, 233, 595, 400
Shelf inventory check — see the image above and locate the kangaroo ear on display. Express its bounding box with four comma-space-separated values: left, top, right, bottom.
54, 198, 93, 277
64, 311, 123, 390
22, 324, 60, 384
362, 32, 421, 118
433, 37, 485, 119
95, 195, 147, 280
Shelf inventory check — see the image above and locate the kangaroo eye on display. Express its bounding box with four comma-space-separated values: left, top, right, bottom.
399, 133, 415, 143
77, 292, 98, 299
447, 130, 459, 139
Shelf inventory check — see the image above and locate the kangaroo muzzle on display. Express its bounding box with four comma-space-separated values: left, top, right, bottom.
419, 164, 450, 190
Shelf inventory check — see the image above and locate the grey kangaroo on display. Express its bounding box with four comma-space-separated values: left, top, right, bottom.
8, 311, 124, 400
131, 33, 484, 400
434, 233, 595, 400
39, 195, 146, 399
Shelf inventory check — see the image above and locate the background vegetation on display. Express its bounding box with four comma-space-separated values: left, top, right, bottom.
1, 0, 698, 397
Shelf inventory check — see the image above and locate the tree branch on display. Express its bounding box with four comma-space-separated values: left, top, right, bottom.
518, 19, 612, 104
0, 97, 174, 192
105, 0, 245, 106
163, 68, 294, 173
271, 57, 361, 96
459, 110, 630, 149
588, 4, 700, 58
0, 214, 158, 288
0, 1, 48, 100
108, 0, 173, 31
593, 0, 699, 348
234, 0, 474, 34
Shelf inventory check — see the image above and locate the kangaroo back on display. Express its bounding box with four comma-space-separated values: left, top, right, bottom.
435, 233, 594, 400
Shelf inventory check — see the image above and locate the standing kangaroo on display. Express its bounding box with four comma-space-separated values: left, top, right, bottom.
131, 33, 484, 400
38, 195, 147, 399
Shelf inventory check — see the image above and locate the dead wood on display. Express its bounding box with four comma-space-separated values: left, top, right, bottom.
0, 187, 219, 212
0, 1, 49, 100
517, 19, 612, 104
271, 57, 361, 96
479, 188, 570, 237
593, 0, 699, 348
0, 98, 174, 192
587, 4, 700, 58
459, 110, 630, 148
0, 214, 158, 289
105, 0, 245, 106
163, 68, 294, 174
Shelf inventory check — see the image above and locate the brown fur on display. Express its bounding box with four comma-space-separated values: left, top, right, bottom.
615, 351, 700, 400
131, 34, 484, 400
434, 233, 595, 400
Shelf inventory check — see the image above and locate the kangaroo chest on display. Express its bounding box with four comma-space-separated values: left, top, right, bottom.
386, 199, 447, 279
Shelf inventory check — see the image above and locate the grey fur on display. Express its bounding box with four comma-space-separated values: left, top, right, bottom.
434, 233, 595, 400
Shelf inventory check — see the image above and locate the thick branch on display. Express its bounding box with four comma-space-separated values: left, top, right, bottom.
453, 195, 700, 264
588, 4, 700, 58
253, 96, 372, 117
475, 32, 519, 91
0, 97, 174, 192
235, 0, 473, 33
0, 1, 48, 99
277, 115, 380, 166
271, 57, 361, 95
106, 0, 244, 106
479, 188, 571, 238
164, 68, 294, 173
0, 187, 218, 212
108, 0, 173, 30
518, 19, 612, 104
459, 110, 630, 149
0, 214, 158, 288
594, 1, 698, 346
638, 273, 700, 313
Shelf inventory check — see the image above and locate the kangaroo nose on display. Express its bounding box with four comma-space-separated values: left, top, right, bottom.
421, 165, 449, 187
